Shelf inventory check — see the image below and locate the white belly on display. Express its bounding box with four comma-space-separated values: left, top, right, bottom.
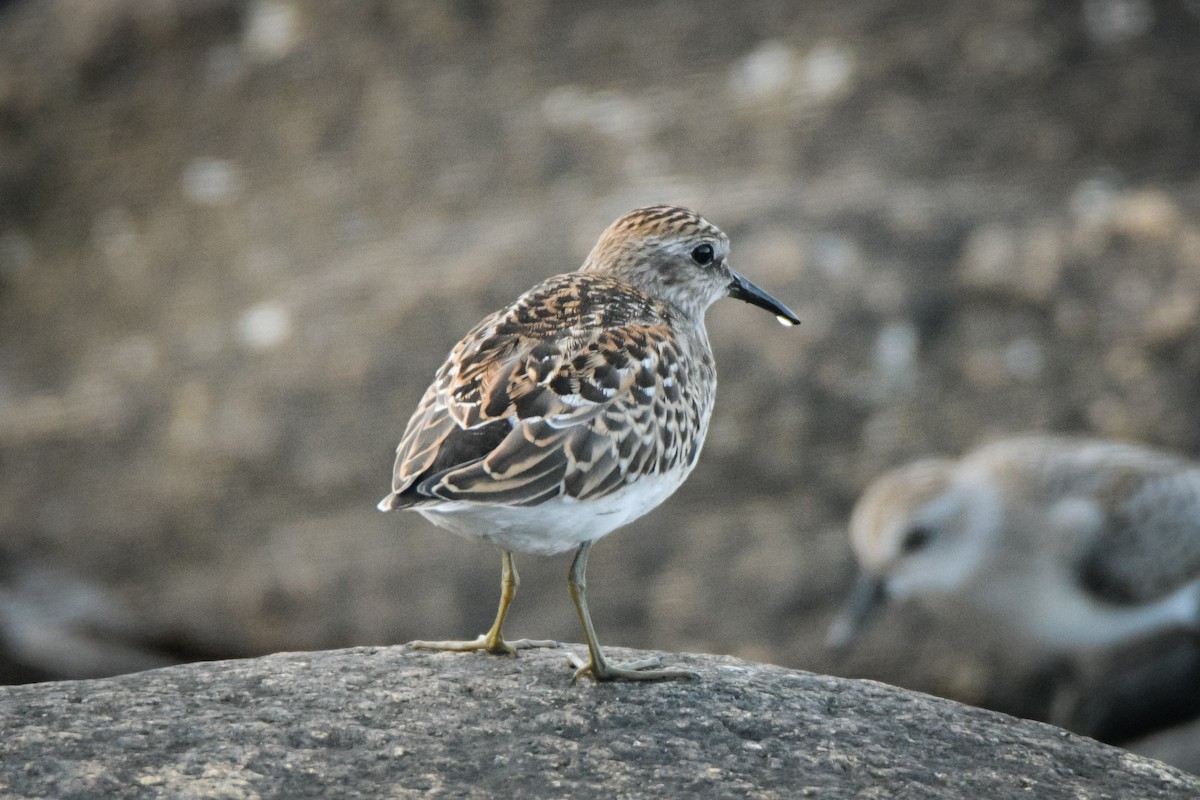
414, 469, 690, 555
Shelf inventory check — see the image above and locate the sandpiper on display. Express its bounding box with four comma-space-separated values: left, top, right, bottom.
378, 205, 799, 681
827, 436, 1200, 653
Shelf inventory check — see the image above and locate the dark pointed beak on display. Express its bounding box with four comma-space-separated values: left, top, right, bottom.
727, 271, 800, 326
825, 571, 888, 651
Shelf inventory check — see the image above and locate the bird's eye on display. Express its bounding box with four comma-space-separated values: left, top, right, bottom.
690, 243, 715, 266
900, 525, 933, 554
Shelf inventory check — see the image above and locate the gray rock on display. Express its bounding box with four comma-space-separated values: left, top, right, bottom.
1130, 718, 1200, 779
1, 646, 1196, 799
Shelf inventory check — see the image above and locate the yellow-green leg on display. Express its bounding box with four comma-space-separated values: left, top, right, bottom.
565, 540, 698, 682
409, 550, 559, 656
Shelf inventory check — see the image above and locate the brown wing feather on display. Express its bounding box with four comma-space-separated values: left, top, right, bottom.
380, 273, 712, 510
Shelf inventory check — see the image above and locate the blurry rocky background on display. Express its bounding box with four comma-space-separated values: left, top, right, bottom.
3, 0, 1200, 773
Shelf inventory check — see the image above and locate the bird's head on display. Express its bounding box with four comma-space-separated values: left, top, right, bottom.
828, 458, 1002, 649
581, 205, 799, 326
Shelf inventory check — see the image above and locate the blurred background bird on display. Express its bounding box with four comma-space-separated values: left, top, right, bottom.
3, 0, 1200, 774
828, 436, 1200, 739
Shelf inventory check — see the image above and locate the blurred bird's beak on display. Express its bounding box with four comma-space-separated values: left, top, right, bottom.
825, 571, 888, 651
727, 271, 800, 326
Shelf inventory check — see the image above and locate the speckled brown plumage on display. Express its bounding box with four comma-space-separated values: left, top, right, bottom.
378, 205, 798, 682
385, 273, 713, 510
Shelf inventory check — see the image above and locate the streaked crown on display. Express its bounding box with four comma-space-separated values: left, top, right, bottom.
606, 205, 725, 241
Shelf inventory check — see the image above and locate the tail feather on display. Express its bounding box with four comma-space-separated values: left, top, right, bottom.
378, 489, 428, 512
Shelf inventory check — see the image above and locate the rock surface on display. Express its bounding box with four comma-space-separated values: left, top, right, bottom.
1129, 718, 1200, 779
1, 646, 1196, 799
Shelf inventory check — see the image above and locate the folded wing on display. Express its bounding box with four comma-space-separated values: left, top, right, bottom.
379, 274, 704, 511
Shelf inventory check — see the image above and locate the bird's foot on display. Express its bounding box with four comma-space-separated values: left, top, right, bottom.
566, 650, 698, 682
409, 634, 560, 657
